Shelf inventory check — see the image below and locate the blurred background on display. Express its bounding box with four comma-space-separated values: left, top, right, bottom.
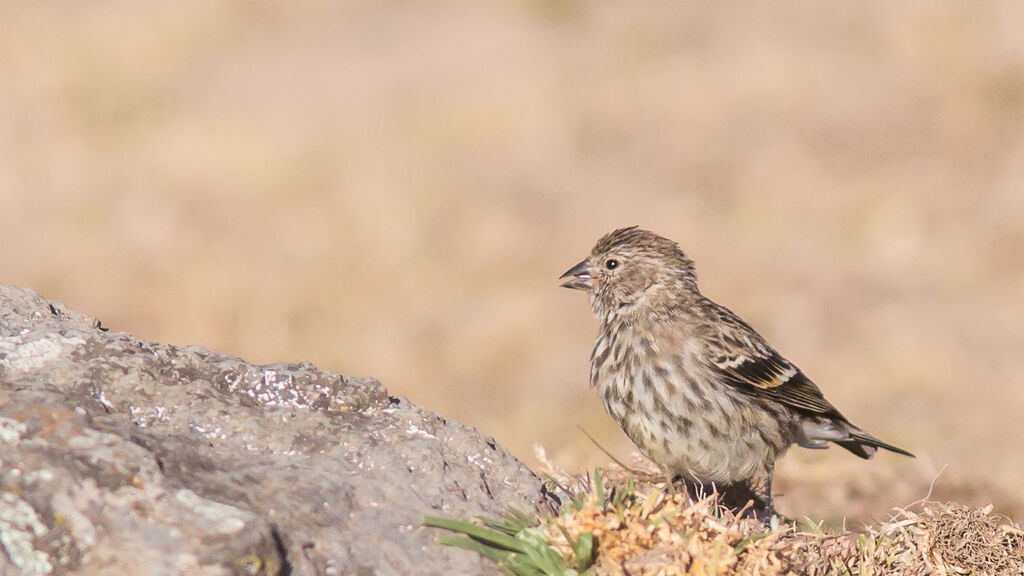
3, 1, 1022, 522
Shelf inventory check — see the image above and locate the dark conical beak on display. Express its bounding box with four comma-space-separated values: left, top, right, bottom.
559, 258, 593, 291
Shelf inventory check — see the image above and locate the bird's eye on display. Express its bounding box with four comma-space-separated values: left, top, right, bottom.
605, 259, 619, 270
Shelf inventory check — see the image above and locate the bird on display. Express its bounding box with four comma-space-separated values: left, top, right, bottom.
560, 226, 913, 513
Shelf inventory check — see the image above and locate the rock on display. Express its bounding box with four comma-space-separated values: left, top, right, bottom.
0, 284, 549, 575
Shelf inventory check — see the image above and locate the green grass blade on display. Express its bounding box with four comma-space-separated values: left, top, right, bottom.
436, 535, 514, 564
734, 531, 769, 553
572, 532, 595, 571
478, 508, 537, 534
423, 516, 529, 553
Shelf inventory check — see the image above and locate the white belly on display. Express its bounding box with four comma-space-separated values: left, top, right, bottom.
593, 334, 786, 484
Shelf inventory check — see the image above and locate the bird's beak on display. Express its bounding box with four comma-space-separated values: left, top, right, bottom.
559, 259, 593, 291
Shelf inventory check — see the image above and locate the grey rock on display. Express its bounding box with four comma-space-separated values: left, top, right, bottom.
0, 284, 549, 575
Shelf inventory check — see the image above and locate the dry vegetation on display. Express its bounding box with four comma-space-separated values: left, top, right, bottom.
428, 465, 1024, 575
2, 1, 1023, 525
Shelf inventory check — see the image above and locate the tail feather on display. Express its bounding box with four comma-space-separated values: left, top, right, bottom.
837, 426, 915, 459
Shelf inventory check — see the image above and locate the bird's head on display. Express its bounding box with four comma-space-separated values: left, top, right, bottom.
560, 226, 699, 322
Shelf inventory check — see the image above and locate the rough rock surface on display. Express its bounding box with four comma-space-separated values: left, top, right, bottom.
0, 283, 549, 575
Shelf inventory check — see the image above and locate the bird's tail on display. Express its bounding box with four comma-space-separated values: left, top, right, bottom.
836, 424, 914, 459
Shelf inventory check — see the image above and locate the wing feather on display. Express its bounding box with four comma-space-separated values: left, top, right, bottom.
703, 306, 842, 417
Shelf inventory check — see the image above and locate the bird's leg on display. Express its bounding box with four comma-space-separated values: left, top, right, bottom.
667, 475, 703, 504
665, 473, 678, 495
741, 465, 775, 521
668, 474, 690, 499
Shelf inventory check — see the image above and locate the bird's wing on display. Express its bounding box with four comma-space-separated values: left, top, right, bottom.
701, 305, 841, 416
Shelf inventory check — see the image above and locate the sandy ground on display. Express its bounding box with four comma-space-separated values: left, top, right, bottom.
3, 1, 1022, 522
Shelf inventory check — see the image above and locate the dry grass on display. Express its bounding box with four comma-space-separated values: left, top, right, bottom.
430, 465, 1024, 575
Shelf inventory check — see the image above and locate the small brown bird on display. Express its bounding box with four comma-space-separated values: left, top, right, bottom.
561, 226, 912, 511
